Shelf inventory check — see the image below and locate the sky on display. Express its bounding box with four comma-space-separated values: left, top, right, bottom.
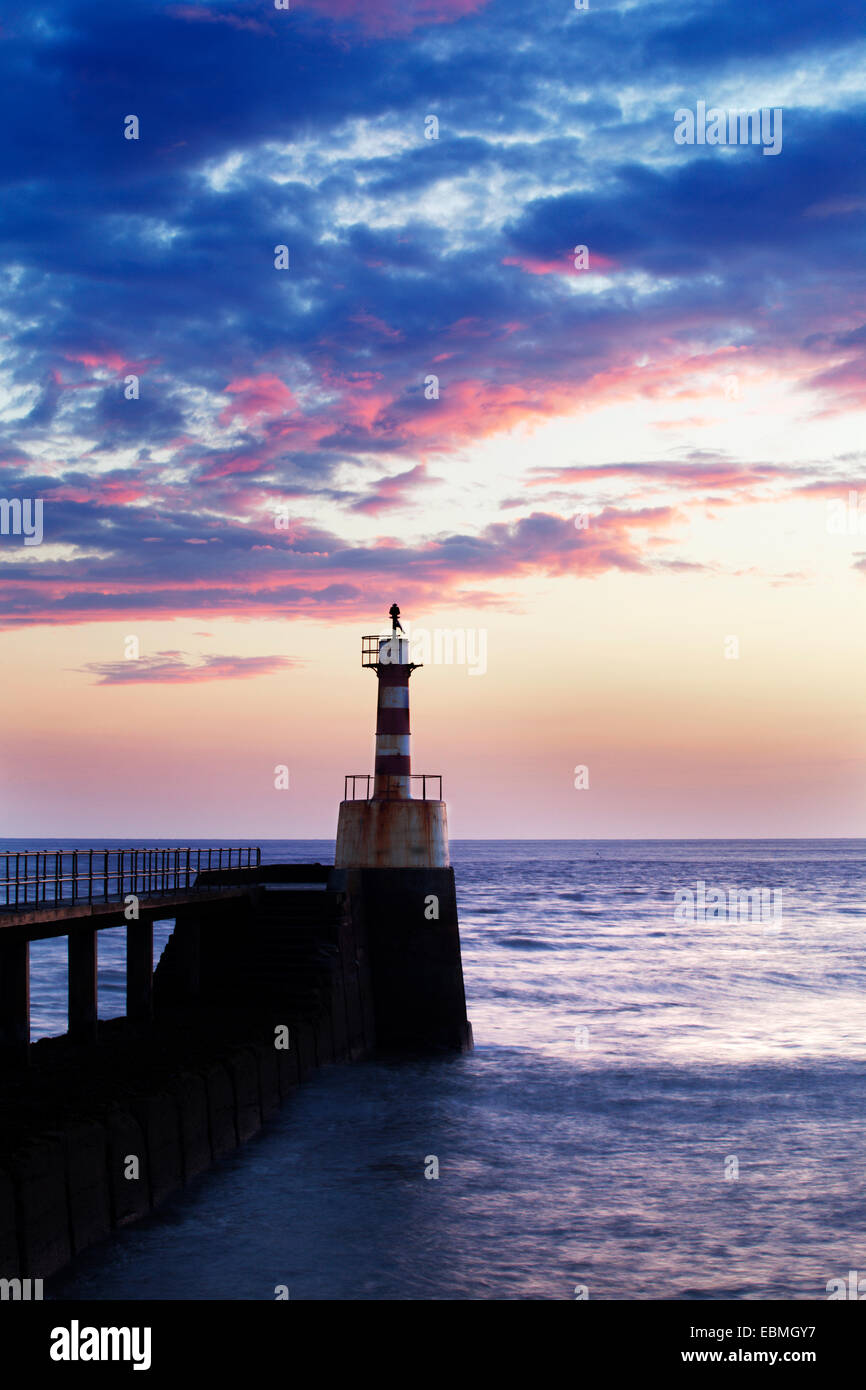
0, 0, 864, 838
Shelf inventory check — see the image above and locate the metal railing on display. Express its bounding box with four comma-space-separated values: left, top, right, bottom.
343, 774, 442, 801
0, 847, 261, 910
361, 634, 383, 667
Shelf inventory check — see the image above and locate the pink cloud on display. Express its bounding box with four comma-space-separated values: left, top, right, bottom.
528, 460, 790, 499
502, 251, 618, 275
352, 463, 432, 515
169, 5, 270, 34
349, 310, 404, 340
0, 502, 692, 631
53, 477, 152, 506
64, 350, 130, 371
303, 0, 489, 37
79, 652, 297, 684
219, 374, 296, 426
804, 356, 866, 414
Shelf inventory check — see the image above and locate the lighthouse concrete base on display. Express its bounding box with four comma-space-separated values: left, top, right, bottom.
334, 799, 449, 869
328, 866, 473, 1053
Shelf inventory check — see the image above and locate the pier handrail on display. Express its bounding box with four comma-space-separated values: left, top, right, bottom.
0, 846, 261, 910
343, 774, 442, 801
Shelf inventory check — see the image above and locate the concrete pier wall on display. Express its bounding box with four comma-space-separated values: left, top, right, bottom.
0, 862, 471, 1285
0, 1031, 318, 1281
0, 878, 371, 1283
332, 867, 473, 1053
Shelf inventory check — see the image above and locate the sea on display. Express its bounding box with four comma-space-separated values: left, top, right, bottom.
6, 838, 866, 1301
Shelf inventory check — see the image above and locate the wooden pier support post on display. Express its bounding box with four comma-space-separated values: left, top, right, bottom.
68, 927, 98, 1044
0, 939, 30, 1066
126, 920, 153, 1024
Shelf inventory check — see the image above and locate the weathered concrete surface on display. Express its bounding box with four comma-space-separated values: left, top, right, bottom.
168, 1072, 211, 1182
9, 1137, 71, 1278
62, 1121, 111, 1255
203, 1063, 238, 1158
334, 799, 449, 869
107, 1109, 150, 1228
255, 1043, 281, 1122
275, 1040, 300, 1098
129, 1092, 184, 1207
333, 867, 473, 1053
0, 1166, 18, 1278
227, 1051, 262, 1143
293, 1020, 317, 1082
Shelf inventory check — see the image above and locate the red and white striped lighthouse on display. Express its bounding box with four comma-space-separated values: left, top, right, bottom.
330, 602, 471, 1052
372, 604, 414, 799
334, 604, 449, 868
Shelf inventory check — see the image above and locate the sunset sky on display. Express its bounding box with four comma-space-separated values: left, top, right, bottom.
1, 0, 864, 838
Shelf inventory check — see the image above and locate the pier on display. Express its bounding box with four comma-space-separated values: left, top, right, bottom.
0, 845, 470, 1283
0, 606, 472, 1286
0, 847, 260, 1063
0, 851, 377, 1282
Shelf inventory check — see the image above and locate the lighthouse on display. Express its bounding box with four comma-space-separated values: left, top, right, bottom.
330, 604, 472, 1053
373, 601, 414, 800
334, 603, 449, 870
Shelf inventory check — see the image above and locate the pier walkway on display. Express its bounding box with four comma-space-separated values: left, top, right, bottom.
0, 847, 261, 1062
